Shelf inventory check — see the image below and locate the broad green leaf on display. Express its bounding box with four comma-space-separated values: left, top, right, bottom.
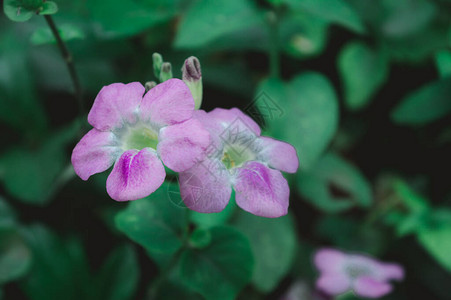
380, 0, 437, 38
3, 0, 41, 22
284, 0, 365, 33
0, 31, 47, 135
0, 228, 32, 284
435, 50, 451, 78
280, 11, 329, 58
87, 0, 179, 38
338, 42, 389, 110
232, 212, 297, 293
0, 120, 80, 204
31, 24, 85, 45
175, 0, 263, 48
257, 73, 339, 170
297, 152, 372, 213
94, 245, 139, 300
179, 226, 254, 300
418, 224, 451, 273
20, 225, 92, 300
391, 77, 451, 126
115, 183, 187, 260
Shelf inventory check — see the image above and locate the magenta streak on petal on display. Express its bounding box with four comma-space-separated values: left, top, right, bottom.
106, 148, 165, 201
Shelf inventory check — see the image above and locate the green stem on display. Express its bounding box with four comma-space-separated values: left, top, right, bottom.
267, 10, 280, 79
44, 15, 84, 116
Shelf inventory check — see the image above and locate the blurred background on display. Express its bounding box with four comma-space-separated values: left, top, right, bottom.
1, 0, 451, 299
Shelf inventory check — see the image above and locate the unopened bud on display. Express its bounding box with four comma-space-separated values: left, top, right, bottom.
152, 53, 163, 79
145, 81, 157, 92
159, 62, 173, 82
182, 56, 203, 109
182, 56, 202, 81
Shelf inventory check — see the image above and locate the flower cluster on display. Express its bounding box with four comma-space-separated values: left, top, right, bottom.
314, 248, 404, 298
71, 70, 299, 217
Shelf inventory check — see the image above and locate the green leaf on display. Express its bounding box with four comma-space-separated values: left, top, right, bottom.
179, 226, 254, 300
391, 77, 451, 126
0, 228, 32, 284
115, 183, 187, 261
3, 0, 41, 22
0, 31, 47, 134
86, 0, 179, 38
31, 24, 85, 45
297, 152, 372, 213
435, 50, 451, 78
38, 1, 57, 15
418, 223, 451, 273
256, 73, 339, 170
94, 245, 139, 300
284, 0, 365, 33
232, 212, 297, 293
379, 0, 437, 38
280, 11, 329, 58
393, 180, 430, 213
0, 120, 80, 204
20, 225, 92, 300
175, 0, 263, 48
338, 42, 389, 110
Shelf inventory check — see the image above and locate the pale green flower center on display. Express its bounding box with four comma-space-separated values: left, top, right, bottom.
123, 126, 158, 151
221, 144, 255, 169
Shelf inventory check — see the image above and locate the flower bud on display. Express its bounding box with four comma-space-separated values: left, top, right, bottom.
145, 81, 157, 92
182, 56, 203, 109
159, 62, 173, 82
152, 53, 163, 78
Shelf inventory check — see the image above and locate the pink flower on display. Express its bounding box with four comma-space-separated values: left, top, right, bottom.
71, 79, 209, 201
314, 248, 404, 298
179, 108, 299, 218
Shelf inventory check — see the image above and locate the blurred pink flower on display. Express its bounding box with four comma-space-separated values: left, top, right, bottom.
179, 108, 299, 218
314, 248, 404, 298
71, 79, 209, 201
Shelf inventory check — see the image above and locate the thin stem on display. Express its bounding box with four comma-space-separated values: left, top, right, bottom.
44, 15, 84, 116
267, 10, 280, 79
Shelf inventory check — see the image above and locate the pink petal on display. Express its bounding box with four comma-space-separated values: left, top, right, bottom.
375, 262, 405, 281
258, 136, 299, 173
316, 272, 350, 296
157, 118, 210, 172
106, 148, 165, 201
233, 161, 289, 218
314, 248, 346, 273
192, 110, 225, 150
140, 78, 194, 126
179, 158, 232, 213
88, 82, 144, 131
208, 107, 261, 136
353, 276, 392, 298
71, 129, 121, 180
